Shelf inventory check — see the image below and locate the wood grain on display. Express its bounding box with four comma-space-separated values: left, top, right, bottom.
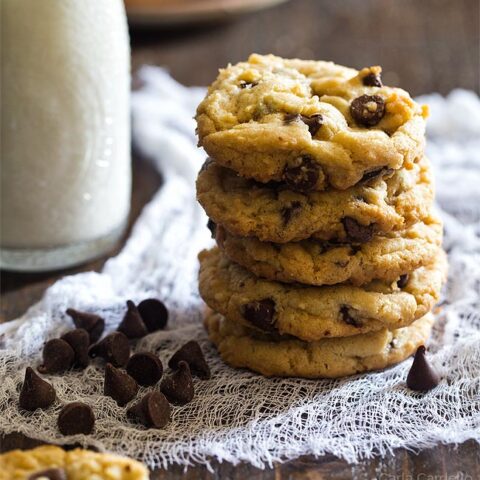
1, 0, 479, 477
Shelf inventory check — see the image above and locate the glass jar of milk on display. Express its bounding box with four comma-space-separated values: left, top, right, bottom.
1, 0, 131, 271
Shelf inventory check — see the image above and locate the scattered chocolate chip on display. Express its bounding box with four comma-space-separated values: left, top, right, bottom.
104, 363, 139, 406
397, 274, 409, 289
281, 201, 302, 226
284, 113, 300, 124
239, 80, 258, 89
118, 300, 148, 339
57, 402, 95, 435
350, 94, 386, 127
406, 345, 440, 391
168, 341, 211, 380
342, 217, 375, 243
38, 339, 75, 374
89, 332, 130, 367
340, 306, 363, 328
360, 166, 394, 184
160, 360, 194, 405
301, 114, 323, 136
242, 299, 277, 333
61, 329, 90, 369
28, 469, 67, 480
137, 299, 169, 332
66, 308, 105, 344
206, 219, 216, 238
127, 391, 171, 429
126, 352, 163, 387
362, 72, 383, 87
19, 367, 56, 411
284, 156, 320, 192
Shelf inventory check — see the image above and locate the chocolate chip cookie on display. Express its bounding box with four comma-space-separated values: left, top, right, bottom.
0, 445, 148, 480
197, 157, 433, 243
205, 310, 434, 378
215, 214, 443, 286
196, 54, 427, 191
198, 247, 447, 341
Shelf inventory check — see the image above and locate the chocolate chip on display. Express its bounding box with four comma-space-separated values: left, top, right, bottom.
160, 360, 194, 405
362, 72, 383, 87
350, 94, 386, 127
38, 339, 75, 374
340, 306, 362, 328
301, 114, 323, 136
89, 332, 130, 367
137, 299, 169, 332
284, 156, 320, 192
207, 219, 216, 238
126, 352, 163, 387
104, 363, 139, 406
342, 217, 375, 243
168, 341, 211, 380
284, 113, 300, 124
57, 402, 95, 435
406, 345, 440, 391
239, 80, 257, 89
19, 367, 56, 411
360, 166, 394, 184
66, 308, 105, 344
281, 201, 302, 226
397, 274, 409, 288
28, 469, 67, 480
127, 391, 171, 429
242, 299, 277, 333
118, 300, 148, 339
61, 329, 90, 369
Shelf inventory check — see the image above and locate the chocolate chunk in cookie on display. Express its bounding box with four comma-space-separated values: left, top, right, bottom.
350, 94, 386, 126
242, 299, 277, 332
29, 469, 67, 480
66, 308, 104, 344
168, 341, 211, 380
61, 329, 90, 369
19, 367, 56, 411
58, 402, 95, 436
406, 345, 440, 391
207, 219, 217, 238
118, 300, 148, 339
38, 339, 75, 374
126, 352, 163, 387
138, 298, 169, 332
127, 391, 171, 429
280, 201, 302, 226
104, 363, 139, 406
342, 217, 375, 243
362, 72, 383, 87
340, 306, 362, 328
89, 332, 130, 367
301, 113, 323, 136
360, 166, 394, 184
397, 274, 409, 288
160, 360, 194, 405
284, 156, 321, 192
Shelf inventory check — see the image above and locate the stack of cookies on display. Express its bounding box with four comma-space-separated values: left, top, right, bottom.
195, 54, 447, 378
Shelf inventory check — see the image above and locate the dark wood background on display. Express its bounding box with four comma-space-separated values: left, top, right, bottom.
1, 0, 479, 477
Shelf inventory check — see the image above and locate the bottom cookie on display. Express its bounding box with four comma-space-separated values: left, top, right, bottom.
0, 445, 148, 480
205, 310, 434, 378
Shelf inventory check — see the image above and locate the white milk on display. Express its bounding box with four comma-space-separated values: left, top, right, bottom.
1, 0, 131, 270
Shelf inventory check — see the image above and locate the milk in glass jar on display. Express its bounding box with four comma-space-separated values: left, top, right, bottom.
1, 0, 131, 271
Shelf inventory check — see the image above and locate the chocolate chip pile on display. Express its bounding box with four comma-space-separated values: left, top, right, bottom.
194, 55, 445, 385
18, 299, 211, 434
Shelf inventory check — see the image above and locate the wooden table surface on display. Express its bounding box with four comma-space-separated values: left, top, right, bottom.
1, 0, 479, 477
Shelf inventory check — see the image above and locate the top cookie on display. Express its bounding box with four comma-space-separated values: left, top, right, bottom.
196, 54, 428, 191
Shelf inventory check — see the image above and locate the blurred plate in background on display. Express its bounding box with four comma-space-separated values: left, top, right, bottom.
125, 0, 289, 27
